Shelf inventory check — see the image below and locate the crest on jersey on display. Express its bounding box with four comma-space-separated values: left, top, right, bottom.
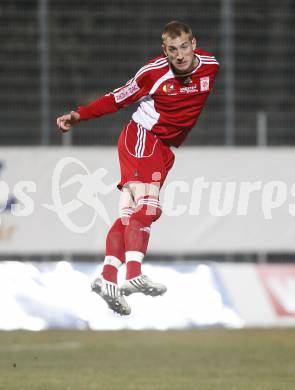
162, 82, 175, 94
200, 76, 210, 92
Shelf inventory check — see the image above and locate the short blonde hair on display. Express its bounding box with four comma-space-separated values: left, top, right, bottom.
162, 21, 193, 43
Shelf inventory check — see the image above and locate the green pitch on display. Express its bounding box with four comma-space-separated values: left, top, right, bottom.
0, 329, 294, 390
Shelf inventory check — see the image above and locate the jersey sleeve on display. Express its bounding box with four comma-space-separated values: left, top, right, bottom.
76, 70, 151, 121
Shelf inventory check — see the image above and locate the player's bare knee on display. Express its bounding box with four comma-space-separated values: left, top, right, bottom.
119, 186, 135, 225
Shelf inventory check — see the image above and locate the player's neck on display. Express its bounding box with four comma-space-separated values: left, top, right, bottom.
172, 55, 199, 76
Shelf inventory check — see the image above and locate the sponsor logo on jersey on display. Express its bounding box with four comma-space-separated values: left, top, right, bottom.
180, 84, 198, 94
114, 81, 140, 103
183, 77, 192, 84
200, 76, 210, 92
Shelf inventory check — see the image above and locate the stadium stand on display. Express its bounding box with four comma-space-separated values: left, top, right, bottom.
0, 0, 294, 146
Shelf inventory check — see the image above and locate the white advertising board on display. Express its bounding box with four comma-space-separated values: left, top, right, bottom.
1, 147, 295, 254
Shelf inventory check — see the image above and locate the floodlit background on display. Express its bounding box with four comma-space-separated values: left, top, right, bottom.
0, 0, 295, 330
2, 0, 294, 146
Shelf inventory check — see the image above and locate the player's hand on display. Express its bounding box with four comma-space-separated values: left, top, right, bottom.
57, 111, 80, 133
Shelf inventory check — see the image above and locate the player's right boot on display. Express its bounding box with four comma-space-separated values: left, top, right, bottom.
91, 276, 131, 316
120, 274, 167, 297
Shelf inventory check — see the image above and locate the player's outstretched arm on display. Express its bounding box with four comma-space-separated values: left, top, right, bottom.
56, 111, 80, 133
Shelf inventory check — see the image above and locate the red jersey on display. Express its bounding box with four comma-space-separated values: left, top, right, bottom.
77, 48, 219, 147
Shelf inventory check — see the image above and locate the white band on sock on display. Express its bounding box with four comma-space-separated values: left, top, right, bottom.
125, 251, 144, 263
104, 255, 123, 269
120, 207, 135, 219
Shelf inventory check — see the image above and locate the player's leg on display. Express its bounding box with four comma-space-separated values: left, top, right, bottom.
91, 187, 135, 315
102, 186, 135, 283
121, 180, 167, 297
117, 120, 174, 296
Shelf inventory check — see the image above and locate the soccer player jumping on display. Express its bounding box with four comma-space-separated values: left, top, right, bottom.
57, 21, 219, 315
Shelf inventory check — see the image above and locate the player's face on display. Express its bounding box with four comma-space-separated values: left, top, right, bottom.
162, 32, 197, 74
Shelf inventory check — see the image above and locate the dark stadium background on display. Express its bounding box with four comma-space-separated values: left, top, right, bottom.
1, 0, 294, 146
1, 0, 295, 263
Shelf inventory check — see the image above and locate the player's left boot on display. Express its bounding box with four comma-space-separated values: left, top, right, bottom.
91, 276, 131, 316
120, 274, 167, 297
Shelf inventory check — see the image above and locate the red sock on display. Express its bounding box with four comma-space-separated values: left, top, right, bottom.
102, 263, 119, 284
102, 218, 126, 283
124, 219, 150, 279
124, 219, 151, 254
125, 252, 145, 279
124, 198, 162, 280
124, 197, 160, 255
105, 218, 126, 261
